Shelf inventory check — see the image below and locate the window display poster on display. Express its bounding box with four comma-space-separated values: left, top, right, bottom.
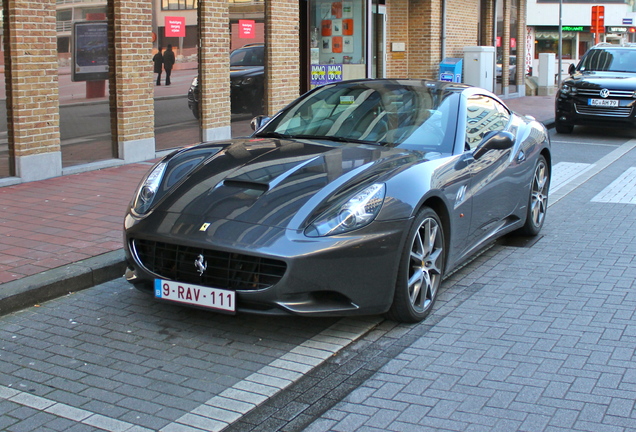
311, 64, 343, 86
313, 0, 363, 64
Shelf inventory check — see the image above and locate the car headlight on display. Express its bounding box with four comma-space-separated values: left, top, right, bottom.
132, 161, 167, 215
560, 84, 577, 95
131, 147, 221, 216
305, 183, 386, 237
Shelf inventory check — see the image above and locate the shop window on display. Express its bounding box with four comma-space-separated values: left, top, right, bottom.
162, 0, 198, 10
535, 38, 573, 59
1, 9, 11, 178
59, 11, 115, 167
309, 0, 367, 85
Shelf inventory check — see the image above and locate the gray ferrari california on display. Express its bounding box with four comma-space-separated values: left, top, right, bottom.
124, 79, 551, 323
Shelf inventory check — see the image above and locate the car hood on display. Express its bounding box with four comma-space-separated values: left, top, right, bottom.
566, 71, 636, 90
152, 138, 423, 230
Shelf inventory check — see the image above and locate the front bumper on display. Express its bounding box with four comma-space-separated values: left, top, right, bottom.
124, 212, 409, 317
556, 93, 636, 128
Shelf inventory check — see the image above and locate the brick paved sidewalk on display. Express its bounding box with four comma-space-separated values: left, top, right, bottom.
304, 144, 636, 432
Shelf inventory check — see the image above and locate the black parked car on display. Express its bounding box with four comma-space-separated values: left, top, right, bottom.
188, 43, 264, 119
555, 43, 636, 134
126, 79, 551, 323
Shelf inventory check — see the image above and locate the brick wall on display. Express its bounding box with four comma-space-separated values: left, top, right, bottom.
265, 0, 300, 115
3, 0, 60, 160
199, 0, 231, 137
386, 0, 409, 78
445, 0, 480, 58
109, 0, 155, 160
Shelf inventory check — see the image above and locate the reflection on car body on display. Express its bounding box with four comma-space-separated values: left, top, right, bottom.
127, 79, 551, 323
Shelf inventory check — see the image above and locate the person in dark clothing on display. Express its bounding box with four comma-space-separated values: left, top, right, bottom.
163, 44, 176, 86
153, 47, 163, 86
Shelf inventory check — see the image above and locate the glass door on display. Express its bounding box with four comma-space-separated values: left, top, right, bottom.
371, 3, 386, 78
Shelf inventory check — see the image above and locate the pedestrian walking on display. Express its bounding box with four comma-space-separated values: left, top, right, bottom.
153, 47, 163, 86
163, 44, 175, 86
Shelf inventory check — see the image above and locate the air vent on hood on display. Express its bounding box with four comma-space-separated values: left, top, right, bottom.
223, 179, 269, 192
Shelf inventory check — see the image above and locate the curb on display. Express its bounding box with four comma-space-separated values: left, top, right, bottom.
0, 250, 126, 316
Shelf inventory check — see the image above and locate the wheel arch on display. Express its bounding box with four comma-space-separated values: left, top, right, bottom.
418, 195, 451, 268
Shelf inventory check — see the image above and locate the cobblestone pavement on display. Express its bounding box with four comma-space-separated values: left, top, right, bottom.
0, 281, 379, 431
299, 143, 636, 432
1, 140, 634, 431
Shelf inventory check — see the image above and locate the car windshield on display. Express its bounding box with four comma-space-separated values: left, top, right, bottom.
257, 81, 459, 153
230, 46, 264, 67
578, 48, 636, 73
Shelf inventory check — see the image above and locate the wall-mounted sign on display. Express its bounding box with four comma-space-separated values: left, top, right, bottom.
561, 26, 585, 31
239, 20, 255, 38
165, 16, 185, 38
607, 26, 629, 33
72, 21, 109, 82
623, 18, 633, 25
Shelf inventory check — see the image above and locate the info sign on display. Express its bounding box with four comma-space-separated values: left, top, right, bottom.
310, 64, 343, 86
71, 21, 109, 82
165, 16, 186, 38
239, 20, 256, 38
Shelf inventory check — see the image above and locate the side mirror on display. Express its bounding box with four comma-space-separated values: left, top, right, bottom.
250, 115, 271, 131
568, 63, 576, 75
473, 131, 514, 160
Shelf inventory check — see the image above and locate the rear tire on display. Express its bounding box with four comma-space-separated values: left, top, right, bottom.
191, 103, 200, 120
386, 207, 445, 323
518, 155, 549, 236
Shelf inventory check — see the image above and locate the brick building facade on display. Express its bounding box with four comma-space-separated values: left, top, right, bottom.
1, 0, 525, 185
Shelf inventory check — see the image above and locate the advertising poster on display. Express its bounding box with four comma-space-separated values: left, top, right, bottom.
310, 64, 343, 86
72, 21, 109, 82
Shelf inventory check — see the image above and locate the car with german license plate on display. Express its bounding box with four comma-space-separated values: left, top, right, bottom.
125, 79, 551, 323
555, 43, 636, 134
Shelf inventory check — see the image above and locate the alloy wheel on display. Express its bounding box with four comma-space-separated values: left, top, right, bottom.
408, 217, 443, 312
530, 160, 549, 228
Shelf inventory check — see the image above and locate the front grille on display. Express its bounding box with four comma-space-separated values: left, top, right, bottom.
576, 89, 635, 98
575, 104, 633, 117
132, 239, 286, 291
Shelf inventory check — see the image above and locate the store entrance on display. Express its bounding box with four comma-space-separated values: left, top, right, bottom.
371, 3, 385, 78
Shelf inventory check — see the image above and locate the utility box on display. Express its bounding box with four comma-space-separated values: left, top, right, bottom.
538, 52, 556, 96
439, 58, 463, 83
462, 46, 495, 91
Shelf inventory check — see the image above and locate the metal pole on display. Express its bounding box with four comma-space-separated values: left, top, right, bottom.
558, 0, 563, 87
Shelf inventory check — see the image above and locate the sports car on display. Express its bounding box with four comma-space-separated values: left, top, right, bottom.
124, 79, 551, 323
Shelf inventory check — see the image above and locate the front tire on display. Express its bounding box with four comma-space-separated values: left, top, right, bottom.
518, 155, 549, 236
387, 207, 445, 323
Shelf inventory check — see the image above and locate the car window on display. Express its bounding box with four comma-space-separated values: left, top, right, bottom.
262, 82, 458, 153
579, 48, 636, 73
230, 46, 264, 67
465, 95, 510, 151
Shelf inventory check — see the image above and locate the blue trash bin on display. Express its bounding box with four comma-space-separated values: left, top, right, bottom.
439, 58, 463, 83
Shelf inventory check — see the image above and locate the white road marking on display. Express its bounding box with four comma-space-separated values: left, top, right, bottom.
592, 167, 636, 204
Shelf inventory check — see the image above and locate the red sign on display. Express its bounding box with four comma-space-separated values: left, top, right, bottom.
165, 16, 186, 38
239, 20, 255, 38
591, 5, 605, 33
